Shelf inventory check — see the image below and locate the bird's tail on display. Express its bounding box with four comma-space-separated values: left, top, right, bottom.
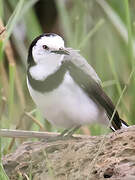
120, 119, 129, 128
111, 119, 128, 131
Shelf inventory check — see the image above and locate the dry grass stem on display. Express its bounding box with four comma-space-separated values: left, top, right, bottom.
0, 129, 59, 139
24, 112, 45, 131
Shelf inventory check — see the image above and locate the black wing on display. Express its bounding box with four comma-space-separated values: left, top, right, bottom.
64, 60, 123, 130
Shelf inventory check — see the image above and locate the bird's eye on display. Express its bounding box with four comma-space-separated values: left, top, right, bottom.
42, 45, 49, 50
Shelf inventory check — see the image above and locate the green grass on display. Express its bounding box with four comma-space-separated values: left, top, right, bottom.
0, 0, 135, 178
2, 0, 25, 50
0, 163, 9, 180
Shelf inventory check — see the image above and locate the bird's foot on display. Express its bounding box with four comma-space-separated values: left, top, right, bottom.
41, 126, 81, 142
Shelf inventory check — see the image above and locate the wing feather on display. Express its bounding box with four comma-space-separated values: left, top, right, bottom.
63, 50, 122, 130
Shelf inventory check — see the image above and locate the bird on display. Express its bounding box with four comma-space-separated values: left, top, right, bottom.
27, 33, 128, 138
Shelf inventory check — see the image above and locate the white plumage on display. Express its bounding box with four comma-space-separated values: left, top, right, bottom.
27, 33, 128, 132
27, 71, 107, 128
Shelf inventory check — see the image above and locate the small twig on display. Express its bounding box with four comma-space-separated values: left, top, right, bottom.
24, 112, 45, 131
23, 173, 30, 180
0, 129, 59, 139
7, 113, 25, 151
0, 27, 6, 36
8, 111, 45, 151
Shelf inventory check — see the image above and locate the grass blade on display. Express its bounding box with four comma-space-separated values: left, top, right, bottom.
3, 0, 25, 49
8, 64, 15, 122
79, 19, 104, 49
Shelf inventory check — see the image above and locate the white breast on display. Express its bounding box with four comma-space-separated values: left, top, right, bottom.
27, 72, 108, 128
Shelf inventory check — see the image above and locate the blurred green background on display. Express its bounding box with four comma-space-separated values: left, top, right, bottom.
0, 0, 135, 157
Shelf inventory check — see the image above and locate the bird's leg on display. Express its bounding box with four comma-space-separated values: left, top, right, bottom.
41, 126, 81, 142
41, 128, 71, 142
64, 125, 81, 138
59, 129, 70, 136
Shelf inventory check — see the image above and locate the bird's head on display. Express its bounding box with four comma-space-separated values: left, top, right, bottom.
28, 33, 69, 66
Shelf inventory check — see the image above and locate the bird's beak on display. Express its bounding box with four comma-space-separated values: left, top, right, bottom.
51, 48, 69, 55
